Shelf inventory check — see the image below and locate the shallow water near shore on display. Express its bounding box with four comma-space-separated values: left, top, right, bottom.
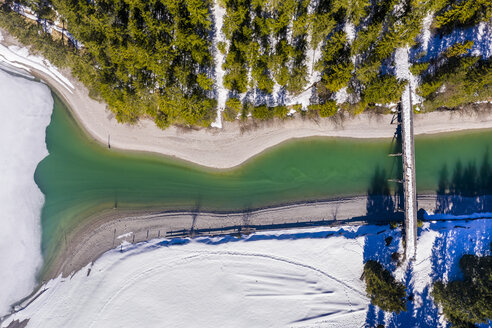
35, 93, 492, 266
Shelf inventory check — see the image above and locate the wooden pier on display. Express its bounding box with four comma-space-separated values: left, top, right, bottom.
401, 85, 418, 259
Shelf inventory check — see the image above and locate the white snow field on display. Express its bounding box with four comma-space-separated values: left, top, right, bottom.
0, 68, 53, 315
3, 219, 491, 328
1, 227, 369, 328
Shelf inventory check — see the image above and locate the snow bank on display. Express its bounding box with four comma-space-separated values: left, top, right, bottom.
210, 2, 227, 128
344, 22, 355, 44
0, 68, 53, 316
292, 0, 322, 110
415, 22, 492, 61
0, 31, 74, 93
424, 212, 492, 221
411, 227, 439, 304
116, 232, 133, 240
335, 86, 349, 104
418, 12, 434, 53
395, 47, 422, 106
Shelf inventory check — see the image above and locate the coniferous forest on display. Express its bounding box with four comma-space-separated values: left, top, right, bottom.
0, 0, 490, 128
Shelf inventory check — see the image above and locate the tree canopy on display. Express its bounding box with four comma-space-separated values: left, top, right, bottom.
1, 0, 489, 127
432, 254, 492, 327
363, 260, 407, 313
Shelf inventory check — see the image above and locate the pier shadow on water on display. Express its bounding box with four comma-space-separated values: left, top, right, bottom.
435, 151, 492, 215
365, 166, 401, 221
364, 121, 404, 223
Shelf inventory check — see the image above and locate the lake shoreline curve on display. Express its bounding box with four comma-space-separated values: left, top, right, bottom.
1, 28, 492, 169
44, 194, 448, 282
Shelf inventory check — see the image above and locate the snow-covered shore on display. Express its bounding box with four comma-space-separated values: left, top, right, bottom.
0, 68, 53, 315
2, 219, 490, 327
0, 31, 73, 92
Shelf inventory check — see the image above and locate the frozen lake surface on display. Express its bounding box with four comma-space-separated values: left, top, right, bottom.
0, 68, 52, 315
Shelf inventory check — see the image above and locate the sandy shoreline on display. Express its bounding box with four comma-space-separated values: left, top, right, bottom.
35, 73, 492, 169
1, 28, 492, 169
40, 194, 443, 282
45, 197, 368, 279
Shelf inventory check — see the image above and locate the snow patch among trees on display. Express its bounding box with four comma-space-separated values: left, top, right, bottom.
419, 12, 434, 52
344, 22, 355, 44
335, 86, 349, 104
211, 3, 227, 129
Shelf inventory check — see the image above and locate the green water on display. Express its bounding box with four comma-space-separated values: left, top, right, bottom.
35, 94, 492, 262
